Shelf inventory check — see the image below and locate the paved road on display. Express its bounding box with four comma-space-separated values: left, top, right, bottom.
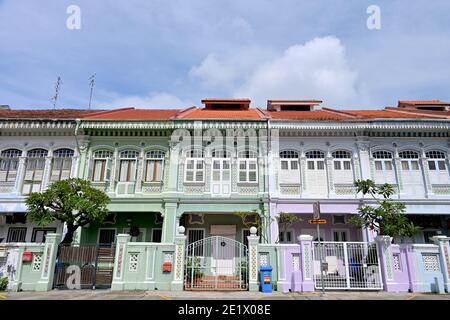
1, 290, 449, 300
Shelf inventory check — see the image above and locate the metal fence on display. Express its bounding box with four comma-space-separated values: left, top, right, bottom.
312, 241, 382, 290
184, 236, 248, 291
53, 244, 115, 289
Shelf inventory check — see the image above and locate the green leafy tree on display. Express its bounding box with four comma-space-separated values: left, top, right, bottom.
348, 179, 419, 239
25, 178, 110, 244
234, 208, 272, 243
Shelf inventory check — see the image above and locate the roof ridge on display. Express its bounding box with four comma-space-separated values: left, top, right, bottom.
81, 107, 135, 118
321, 107, 360, 118
173, 106, 198, 119
255, 108, 270, 119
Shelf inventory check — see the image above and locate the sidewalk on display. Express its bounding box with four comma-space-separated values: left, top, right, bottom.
1, 290, 449, 300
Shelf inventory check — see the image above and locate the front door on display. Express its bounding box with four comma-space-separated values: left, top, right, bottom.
211, 159, 231, 197
210, 225, 236, 275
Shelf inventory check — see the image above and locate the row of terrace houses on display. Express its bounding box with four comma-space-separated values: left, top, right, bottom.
1, 99, 450, 247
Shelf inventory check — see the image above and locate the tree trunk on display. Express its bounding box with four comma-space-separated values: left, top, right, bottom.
61, 224, 78, 244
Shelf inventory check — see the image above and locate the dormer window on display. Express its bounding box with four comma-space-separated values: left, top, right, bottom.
201, 99, 250, 110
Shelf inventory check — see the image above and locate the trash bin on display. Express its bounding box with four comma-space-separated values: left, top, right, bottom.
260, 266, 273, 293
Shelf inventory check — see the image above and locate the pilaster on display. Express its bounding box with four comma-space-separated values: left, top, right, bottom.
432, 236, 450, 292
298, 235, 314, 292
35, 233, 61, 291
162, 202, 178, 243
111, 233, 131, 291
171, 226, 187, 291
247, 228, 260, 292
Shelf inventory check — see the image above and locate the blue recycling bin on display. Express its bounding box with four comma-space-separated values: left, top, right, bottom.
260, 266, 273, 293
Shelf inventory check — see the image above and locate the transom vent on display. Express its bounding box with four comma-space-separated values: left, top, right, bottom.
267, 100, 322, 111
201, 98, 251, 110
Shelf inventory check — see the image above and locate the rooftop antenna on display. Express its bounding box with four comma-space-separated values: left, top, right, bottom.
88, 73, 96, 109
51, 76, 62, 109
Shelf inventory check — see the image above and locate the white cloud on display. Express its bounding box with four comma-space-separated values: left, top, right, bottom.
235, 36, 363, 107
100, 92, 193, 109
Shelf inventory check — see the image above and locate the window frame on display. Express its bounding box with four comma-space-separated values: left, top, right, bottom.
280, 150, 299, 171
50, 148, 74, 181
0, 149, 21, 182
372, 151, 394, 172
426, 151, 447, 172
144, 150, 165, 182
305, 150, 325, 171
399, 150, 420, 172
118, 150, 139, 182
92, 150, 113, 182
238, 150, 258, 183
332, 150, 352, 171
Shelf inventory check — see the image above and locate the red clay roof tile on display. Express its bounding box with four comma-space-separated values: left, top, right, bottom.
0, 109, 103, 120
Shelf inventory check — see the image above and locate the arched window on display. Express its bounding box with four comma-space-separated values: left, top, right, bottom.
145, 150, 165, 182
332, 150, 352, 171
426, 150, 447, 171
92, 150, 113, 182
399, 150, 420, 171
280, 150, 299, 171
50, 148, 74, 181
238, 150, 258, 183
372, 151, 393, 171
0, 149, 21, 182
305, 150, 325, 170
185, 148, 204, 183
23, 148, 48, 194
119, 150, 139, 182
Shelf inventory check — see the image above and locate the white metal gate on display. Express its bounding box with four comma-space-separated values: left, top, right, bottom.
313, 242, 382, 290
184, 236, 248, 291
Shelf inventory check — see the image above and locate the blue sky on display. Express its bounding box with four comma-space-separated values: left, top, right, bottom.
0, 0, 449, 109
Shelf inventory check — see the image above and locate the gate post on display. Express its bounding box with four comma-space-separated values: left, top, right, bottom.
171, 226, 186, 291
375, 235, 396, 291
111, 233, 131, 291
247, 227, 260, 292
432, 236, 450, 293
298, 235, 314, 292
36, 233, 61, 292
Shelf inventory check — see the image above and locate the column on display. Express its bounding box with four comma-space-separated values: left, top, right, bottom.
42, 154, 53, 189
326, 150, 335, 197
299, 152, 307, 196
420, 148, 433, 198
432, 235, 450, 292
268, 128, 279, 197
270, 203, 279, 244
135, 150, 144, 193
111, 233, 131, 291
167, 142, 180, 193
75, 139, 89, 179
247, 227, 260, 292
108, 148, 118, 193
171, 226, 187, 291
375, 235, 396, 291
298, 235, 314, 292
393, 146, 404, 198
356, 137, 371, 180
35, 233, 61, 291
14, 156, 27, 195
161, 202, 178, 243
10, 246, 25, 292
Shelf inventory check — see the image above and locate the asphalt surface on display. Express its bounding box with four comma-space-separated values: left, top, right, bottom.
0, 290, 449, 300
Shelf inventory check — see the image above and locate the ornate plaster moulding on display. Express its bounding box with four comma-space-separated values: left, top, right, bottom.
79, 120, 267, 130
269, 120, 450, 131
